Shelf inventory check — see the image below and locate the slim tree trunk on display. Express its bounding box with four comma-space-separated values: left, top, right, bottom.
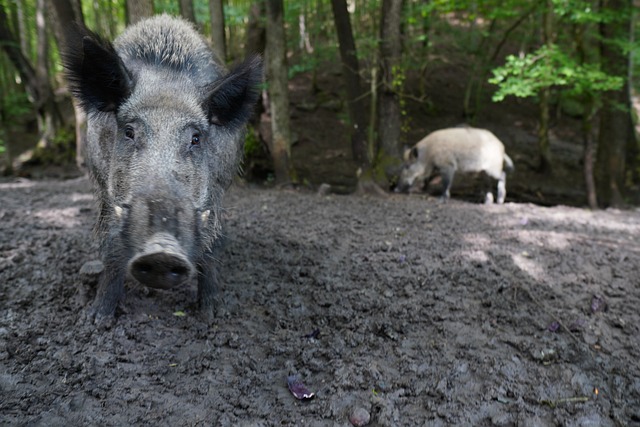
51, 0, 87, 170
127, 0, 154, 25
537, 0, 554, 172
179, 0, 196, 25
209, 0, 226, 61
573, 21, 598, 208
330, 0, 369, 168
595, 0, 634, 207
378, 0, 403, 158
246, 1, 266, 55
34, 0, 63, 150
265, 0, 293, 185
16, 0, 30, 59
0, 8, 38, 103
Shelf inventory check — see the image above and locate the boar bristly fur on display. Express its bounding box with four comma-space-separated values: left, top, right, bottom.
396, 127, 514, 204
63, 15, 262, 321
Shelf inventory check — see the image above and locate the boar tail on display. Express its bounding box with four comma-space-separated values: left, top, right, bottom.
503, 154, 514, 172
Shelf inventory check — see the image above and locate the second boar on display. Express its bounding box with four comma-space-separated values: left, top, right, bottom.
396, 127, 514, 203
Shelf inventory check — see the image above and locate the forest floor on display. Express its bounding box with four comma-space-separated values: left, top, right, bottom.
1, 177, 640, 426
1, 67, 640, 426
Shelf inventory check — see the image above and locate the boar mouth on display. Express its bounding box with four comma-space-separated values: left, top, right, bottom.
128, 232, 195, 289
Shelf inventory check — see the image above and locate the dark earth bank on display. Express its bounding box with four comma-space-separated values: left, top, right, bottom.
1, 177, 639, 426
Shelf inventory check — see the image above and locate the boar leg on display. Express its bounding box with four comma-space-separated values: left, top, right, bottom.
197, 257, 220, 320
497, 171, 507, 204
90, 267, 126, 321
439, 166, 455, 200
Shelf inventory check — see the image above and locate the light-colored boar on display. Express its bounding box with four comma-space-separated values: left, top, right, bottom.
396, 127, 514, 203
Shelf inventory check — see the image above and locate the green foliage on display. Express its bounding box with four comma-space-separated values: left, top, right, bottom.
490, 44, 623, 102
244, 125, 261, 158
0, 92, 31, 154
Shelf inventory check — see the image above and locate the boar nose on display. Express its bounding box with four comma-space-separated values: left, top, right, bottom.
128, 233, 194, 289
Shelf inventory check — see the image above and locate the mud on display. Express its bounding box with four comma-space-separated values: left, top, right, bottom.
1, 177, 639, 426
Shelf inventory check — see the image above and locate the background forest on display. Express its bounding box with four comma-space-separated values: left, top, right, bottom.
0, 0, 638, 207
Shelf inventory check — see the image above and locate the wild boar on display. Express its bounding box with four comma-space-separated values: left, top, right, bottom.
395, 127, 514, 203
63, 15, 262, 321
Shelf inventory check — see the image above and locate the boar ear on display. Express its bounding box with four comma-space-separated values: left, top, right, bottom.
403, 145, 417, 162
203, 55, 263, 128
62, 25, 132, 113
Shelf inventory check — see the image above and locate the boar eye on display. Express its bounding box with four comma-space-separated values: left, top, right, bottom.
124, 126, 135, 140
191, 133, 201, 146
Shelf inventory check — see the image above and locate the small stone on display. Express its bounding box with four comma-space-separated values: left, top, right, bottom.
79, 260, 104, 277
349, 407, 371, 426
317, 183, 332, 195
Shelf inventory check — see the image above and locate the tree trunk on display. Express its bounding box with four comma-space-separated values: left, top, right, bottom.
35, 0, 64, 151
574, 21, 598, 208
330, 0, 370, 168
209, 0, 226, 61
265, 0, 293, 186
0, 7, 39, 103
537, 0, 554, 172
595, 0, 634, 207
51, 0, 87, 170
583, 108, 598, 209
16, 0, 30, 59
179, 0, 196, 25
378, 0, 403, 159
126, 0, 153, 25
246, 2, 266, 55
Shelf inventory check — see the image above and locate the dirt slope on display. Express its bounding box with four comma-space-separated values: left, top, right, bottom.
1, 177, 639, 426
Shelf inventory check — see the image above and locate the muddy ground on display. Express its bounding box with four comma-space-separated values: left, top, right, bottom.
1, 176, 639, 426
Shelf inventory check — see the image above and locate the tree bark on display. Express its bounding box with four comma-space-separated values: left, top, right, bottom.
51, 0, 87, 170
126, 0, 154, 25
2, 0, 62, 153
0, 7, 39, 103
179, 0, 196, 25
16, 0, 30, 59
265, 0, 293, 185
209, 0, 226, 61
378, 0, 403, 158
595, 0, 634, 207
246, 1, 266, 55
574, 21, 598, 208
537, 0, 554, 173
330, 0, 370, 168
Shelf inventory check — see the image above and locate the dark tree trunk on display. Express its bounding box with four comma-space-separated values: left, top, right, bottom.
330, 0, 369, 168
0, 7, 39, 102
179, 0, 196, 25
1, 1, 63, 156
209, 0, 226, 61
537, 0, 554, 173
246, 1, 266, 55
126, 0, 154, 25
34, 0, 63, 150
265, 0, 293, 185
574, 21, 598, 208
51, 0, 87, 170
595, 0, 634, 207
378, 0, 403, 158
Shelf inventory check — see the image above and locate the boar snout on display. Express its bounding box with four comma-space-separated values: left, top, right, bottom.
129, 233, 195, 289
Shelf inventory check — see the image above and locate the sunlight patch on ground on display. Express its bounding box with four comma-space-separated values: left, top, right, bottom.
69, 192, 93, 202
511, 230, 572, 251
511, 252, 547, 282
0, 180, 36, 190
34, 207, 82, 228
459, 249, 489, 263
